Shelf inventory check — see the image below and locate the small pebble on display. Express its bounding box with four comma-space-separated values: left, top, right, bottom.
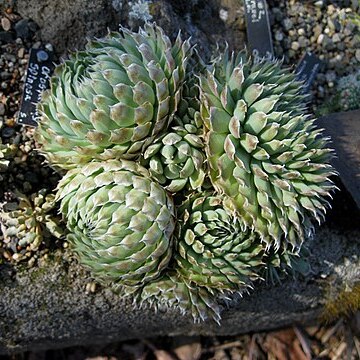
325, 71, 336, 82
12, 253, 24, 261
297, 28, 305, 36
32, 41, 41, 49
14, 19, 31, 39
1, 17, 11, 31
85, 282, 97, 294
332, 33, 341, 43
17, 47, 25, 58
219, 9, 228, 22
283, 18, 293, 31
28, 257, 36, 267
313, 24, 323, 38
291, 41, 300, 51
274, 31, 284, 41
45, 43, 53, 52
23, 181, 32, 192
317, 34, 324, 45
356, 49, 360, 62
2, 127, 15, 138
3, 251, 12, 260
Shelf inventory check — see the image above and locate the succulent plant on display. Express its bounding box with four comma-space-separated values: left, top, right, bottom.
142, 84, 206, 192
199, 51, 335, 249
264, 242, 311, 284
35, 23, 192, 169
174, 193, 265, 291
0, 141, 16, 173
119, 270, 223, 323
0, 189, 64, 255
30, 22, 337, 323
56, 159, 176, 287
337, 70, 360, 111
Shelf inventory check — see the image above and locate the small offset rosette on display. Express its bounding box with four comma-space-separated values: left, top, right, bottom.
142, 82, 206, 193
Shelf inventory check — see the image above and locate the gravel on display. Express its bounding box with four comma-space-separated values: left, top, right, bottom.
268, 0, 359, 111
0, 6, 60, 265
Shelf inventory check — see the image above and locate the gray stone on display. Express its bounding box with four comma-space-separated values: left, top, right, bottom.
356, 49, 360, 63
274, 30, 284, 42
14, 19, 31, 39
0, 31, 15, 44
317, 110, 360, 210
14, 0, 246, 60
1, 127, 15, 138
325, 71, 336, 82
283, 18, 293, 31
14, 0, 120, 55
332, 33, 341, 43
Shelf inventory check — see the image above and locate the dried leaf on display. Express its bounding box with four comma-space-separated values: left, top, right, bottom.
173, 336, 201, 360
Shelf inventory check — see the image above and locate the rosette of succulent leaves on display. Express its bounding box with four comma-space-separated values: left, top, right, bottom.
336, 70, 360, 111
0, 189, 64, 261
35, 23, 335, 323
0, 140, 16, 178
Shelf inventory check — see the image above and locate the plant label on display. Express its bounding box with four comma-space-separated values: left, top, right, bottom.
296, 52, 322, 93
17, 48, 55, 127
244, 0, 274, 60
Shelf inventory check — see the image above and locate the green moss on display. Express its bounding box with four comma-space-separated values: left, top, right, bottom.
321, 282, 360, 323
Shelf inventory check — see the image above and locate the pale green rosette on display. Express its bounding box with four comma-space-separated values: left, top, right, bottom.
56, 159, 176, 287
36, 24, 192, 169
199, 51, 335, 249
174, 193, 265, 291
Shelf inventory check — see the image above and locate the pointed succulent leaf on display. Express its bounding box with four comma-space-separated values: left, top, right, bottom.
199, 50, 336, 249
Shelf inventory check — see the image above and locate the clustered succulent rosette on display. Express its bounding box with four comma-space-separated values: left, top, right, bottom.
0, 141, 16, 173
0, 189, 64, 254
35, 23, 191, 169
35, 24, 336, 323
199, 51, 335, 250
174, 193, 264, 291
56, 160, 175, 286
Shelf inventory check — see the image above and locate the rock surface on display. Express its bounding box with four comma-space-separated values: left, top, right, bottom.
14, 0, 120, 55
318, 110, 360, 209
14, 0, 246, 58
